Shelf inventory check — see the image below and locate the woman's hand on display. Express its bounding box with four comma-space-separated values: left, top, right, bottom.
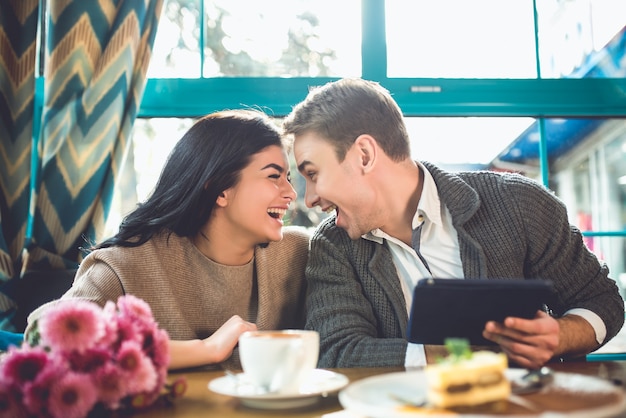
168, 315, 257, 370
205, 315, 258, 363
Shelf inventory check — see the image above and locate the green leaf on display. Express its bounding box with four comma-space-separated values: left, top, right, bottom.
444, 338, 472, 361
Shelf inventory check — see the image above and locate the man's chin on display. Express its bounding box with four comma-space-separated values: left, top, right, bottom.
341, 226, 363, 241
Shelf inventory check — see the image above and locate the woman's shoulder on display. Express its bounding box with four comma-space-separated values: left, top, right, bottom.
260, 226, 310, 258
282, 225, 312, 242
86, 231, 189, 264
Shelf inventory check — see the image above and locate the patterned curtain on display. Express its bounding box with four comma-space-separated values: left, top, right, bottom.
0, 0, 40, 297
0, 0, 163, 325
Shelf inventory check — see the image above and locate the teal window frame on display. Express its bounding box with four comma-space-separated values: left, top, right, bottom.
135, 0, 626, 239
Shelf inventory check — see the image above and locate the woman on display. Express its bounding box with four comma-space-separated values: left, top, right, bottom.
26, 110, 310, 370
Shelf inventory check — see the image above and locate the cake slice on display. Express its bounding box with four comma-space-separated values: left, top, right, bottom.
425, 339, 511, 409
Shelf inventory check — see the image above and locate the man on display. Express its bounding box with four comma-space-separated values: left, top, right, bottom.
282, 78, 624, 369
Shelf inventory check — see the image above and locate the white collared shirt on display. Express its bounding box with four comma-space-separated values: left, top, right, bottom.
362, 162, 605, 367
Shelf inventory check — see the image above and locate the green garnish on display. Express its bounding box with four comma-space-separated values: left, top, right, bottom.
444, 338, 472, 362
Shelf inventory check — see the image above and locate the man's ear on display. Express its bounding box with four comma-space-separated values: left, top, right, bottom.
354, 134, 377, 173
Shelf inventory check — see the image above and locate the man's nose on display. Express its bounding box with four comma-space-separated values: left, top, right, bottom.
304, 187, 319, 209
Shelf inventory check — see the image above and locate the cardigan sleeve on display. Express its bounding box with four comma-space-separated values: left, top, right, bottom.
305, 218, 409, 368
503, 174, 625, 345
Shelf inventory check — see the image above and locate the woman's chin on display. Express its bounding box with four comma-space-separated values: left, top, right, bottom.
259, 231, 283, 245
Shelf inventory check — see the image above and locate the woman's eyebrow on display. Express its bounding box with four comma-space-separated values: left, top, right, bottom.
261, 163, 285, 172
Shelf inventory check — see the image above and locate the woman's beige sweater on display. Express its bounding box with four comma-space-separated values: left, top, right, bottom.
26, 227, 310, 342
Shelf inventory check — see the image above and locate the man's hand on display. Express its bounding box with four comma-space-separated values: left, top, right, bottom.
482, 310, 599, 369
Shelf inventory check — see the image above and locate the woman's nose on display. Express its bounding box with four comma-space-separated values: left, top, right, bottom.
284, 179, 297, 201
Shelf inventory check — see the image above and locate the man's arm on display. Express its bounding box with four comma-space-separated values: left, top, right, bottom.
305, 220, 408, 368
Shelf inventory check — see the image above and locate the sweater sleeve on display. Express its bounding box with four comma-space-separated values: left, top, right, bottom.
504, 174, 624, 345
305, 218, 408, 368
24, 257, 125, 338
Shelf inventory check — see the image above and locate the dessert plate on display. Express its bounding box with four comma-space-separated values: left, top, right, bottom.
339, 369, 626, 418
208, 368, 349, 410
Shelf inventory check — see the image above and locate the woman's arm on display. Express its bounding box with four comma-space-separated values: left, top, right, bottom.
167, 315, 257, 370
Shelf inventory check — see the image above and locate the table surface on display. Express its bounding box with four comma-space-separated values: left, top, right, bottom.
136, 361, 626, 417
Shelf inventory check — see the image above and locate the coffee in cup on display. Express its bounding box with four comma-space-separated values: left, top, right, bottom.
238, 330, 319, 394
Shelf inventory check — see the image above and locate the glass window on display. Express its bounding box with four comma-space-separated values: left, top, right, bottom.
535, 0, 625, 78
148, 0, 202, 77
404, 117, 533, 168
551, 120, 626, 297
148, 0, 362, 78
385, 0, 537, 78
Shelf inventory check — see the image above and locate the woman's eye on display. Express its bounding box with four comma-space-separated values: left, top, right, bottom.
269, 173, 280, 179
306, 171, 316, 181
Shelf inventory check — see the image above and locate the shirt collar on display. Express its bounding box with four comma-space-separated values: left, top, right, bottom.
363, 161, 442, 243
412, 161, 443, 229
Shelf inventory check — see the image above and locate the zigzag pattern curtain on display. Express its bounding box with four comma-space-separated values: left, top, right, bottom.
0, 0, 162, 316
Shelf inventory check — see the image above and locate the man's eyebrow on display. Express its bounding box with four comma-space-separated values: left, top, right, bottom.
261, 163, 284, 172
297, 160, 312, 173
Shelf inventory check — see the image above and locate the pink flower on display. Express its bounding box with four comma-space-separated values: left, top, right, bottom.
0, 380, 26, 418
0, 346, 49, 386
168, 377, 187, 399
98, 301, 120, 347
0, 295, 183, 416
66, 347, 111, 373
113, 314, 142, 348
117, 294, 155, 325
48, 371, 98, 418
117, 341, 158, 394
143, 327, 170, 369
22, 355, 64, 415
93, 362, 127, 409
39, 300, 105, 353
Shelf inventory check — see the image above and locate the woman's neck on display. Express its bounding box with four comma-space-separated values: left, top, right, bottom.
193, 228, 254, 266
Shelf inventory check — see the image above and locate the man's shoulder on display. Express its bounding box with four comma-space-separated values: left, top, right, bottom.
312, 216, 347, 240
428, 164, 549, 199
310, 217, 379, 252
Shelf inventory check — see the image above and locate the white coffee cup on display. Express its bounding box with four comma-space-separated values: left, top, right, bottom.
238, 329, 320, 394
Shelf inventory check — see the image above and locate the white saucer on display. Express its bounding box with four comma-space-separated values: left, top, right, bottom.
208, 369, 349, 410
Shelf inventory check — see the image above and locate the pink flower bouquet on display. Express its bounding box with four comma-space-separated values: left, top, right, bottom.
0, 295, 185, 418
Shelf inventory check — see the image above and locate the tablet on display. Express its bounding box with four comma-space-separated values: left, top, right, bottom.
407, 278, 555, 345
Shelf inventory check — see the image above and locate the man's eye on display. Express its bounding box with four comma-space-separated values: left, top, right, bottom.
287, 173, 292, 183
306, 171, 316, 181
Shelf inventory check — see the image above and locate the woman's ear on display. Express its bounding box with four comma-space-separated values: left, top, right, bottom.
216, 191, 229, 207
354, 134, 377, 173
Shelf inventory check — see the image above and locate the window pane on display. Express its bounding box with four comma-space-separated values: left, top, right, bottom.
536, 0, 625, 78
405, 117, 533, 168
148, 0, 202, 78
149, 0, 362, 78
202, 0, 361, 77
550, 124, 626, 296
385, 0, 537, 78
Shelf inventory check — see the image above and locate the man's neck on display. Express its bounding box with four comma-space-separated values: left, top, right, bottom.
379, 160, 423, 246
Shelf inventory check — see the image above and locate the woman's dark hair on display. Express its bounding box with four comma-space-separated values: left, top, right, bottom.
94, 109, 284, 250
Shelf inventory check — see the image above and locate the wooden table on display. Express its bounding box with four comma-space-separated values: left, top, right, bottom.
136, 361, 626, 417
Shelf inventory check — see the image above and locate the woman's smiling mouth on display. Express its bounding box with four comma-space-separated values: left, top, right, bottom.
267, 207, 287, 219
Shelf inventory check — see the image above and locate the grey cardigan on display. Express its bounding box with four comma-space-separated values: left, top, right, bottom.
305, 162, 624, 367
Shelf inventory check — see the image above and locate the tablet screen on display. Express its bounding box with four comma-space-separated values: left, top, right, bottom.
407, 278, 555, 345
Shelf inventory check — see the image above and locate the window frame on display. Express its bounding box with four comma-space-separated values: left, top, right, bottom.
137, 0, 626, 240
